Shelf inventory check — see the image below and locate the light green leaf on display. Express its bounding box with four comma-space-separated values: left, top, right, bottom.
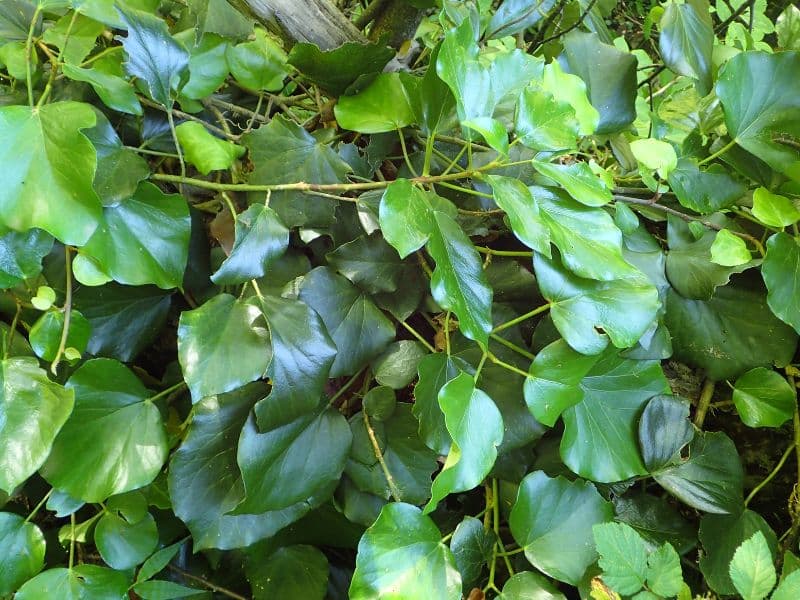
486, 175, 551, 255
638, 395, 694, 472
732, 367, 795, 428
62, 63, 142, 115
349, 503, 461, 600
0, 512, 45, 595
498, 571, 567, 600
729, 532, 777, 600
379, 178, 435, 259
79, 181, 190, 289
177, 293, 270, 402
773, 570, 800, 600
247, 545, 328, 600
188, 0, 254, 40
335, 72, 415, 133
763, 232, 800, 334
776, 5, 800, 50
133, 580, 205, 599
752, 187, 800, 227
175, 121, 245, 175
178, 32, 230, 100
0, 358, 74, 493
654, 431, 744, 514
15, 565, 130, 600
710, 229, 751, 267
646, 543, 683, 597
630, 138, 678, 179
0, 228, 53, 289
117, 6, 189, 106
29, 310, 91, 362
42, 12, 103, 65
514, 87, 580, 152
226, 28, 287, 91
716, 51, 800, 181
40, 359, 168, 502
509, 471, 613, 585
0, 102, 101, 245
424, 373, 504, 513
95, 511, 158, 570
462, 116, 509, 155
593, 522, 649, 595
659, 0, 714, 94
136, 538, 184, 583
540, 60, 599, 136
533, 160, 612, 207
234, 402, 351, 514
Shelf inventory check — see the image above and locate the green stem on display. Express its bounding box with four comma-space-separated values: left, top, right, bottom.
745, 442, 796, 506
693, 378, 715, 428
488, 352, 531, 379
474, 352, 488, 382
364, 409, 402, 501
476, 246, 533, 258
166, 108, 186, 196
490, 333, 535, 360
24, 489, 53, 523
698, 138, 738, 166
147, 381, 187, 404
423, 132, 435, 177
328, 368, 366, 407
51, 246, 73, 375
25, 6, 42, 107
492, 304, 551, 334
3, 302, 22, 361
397, 128, 419, 177
69, 514, 76, 570
398, 320, 435, 353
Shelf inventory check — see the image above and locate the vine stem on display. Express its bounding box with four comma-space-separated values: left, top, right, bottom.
25, 6, 43, 107
693, 378, 715, 428
24, 489, 53, 523
51, 246, 73, 375
745, 442, 796, 507
790, 374, 800, 486
147, 381, 187, 404
364, 409, 402, 502
697, 139, 738, 166
168, 565, 248, 600
398, 320, 435, 353
492, 303, 551, 334
166, 108, 187, 196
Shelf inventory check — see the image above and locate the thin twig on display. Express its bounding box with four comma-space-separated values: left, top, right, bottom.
364, 409, 402, 501
693, 378, 715, 428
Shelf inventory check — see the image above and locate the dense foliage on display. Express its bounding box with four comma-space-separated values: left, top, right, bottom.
2, 0, 800, 597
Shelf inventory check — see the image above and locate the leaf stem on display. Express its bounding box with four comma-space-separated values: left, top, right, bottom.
398, 320, 435, 353
745, 442, 796, 507
490, 333, 535, 360
51, 246, 73, 375
69, 513, 76, 570
25, 6, 42, 107
397, 128, 419, 177
697, 138, 738, 166
487, 351, 531, 379
693, 378, 715, 428
24, 489, 53, 523
492, 304, 551, 334
167, 565, 247, 600
363, 408, 402, 501
328, 368, 366, 407
423, 132, 435, 177
166, 108, 187, 196
3, 301, 22, 360
476, 246, 533, 258
147, 381, 187, 404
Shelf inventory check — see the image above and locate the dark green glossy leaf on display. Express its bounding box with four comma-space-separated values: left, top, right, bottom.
659, 0, 713, 94
248, 545, 329, 600
0, 228, 53, 289
243, 116, 351, 228
763, 232, 800, 334
401, 48, 456, 135
371, 341, 427, 390
79, 181, 190, 289
487, 0, 558, 39
287, 41, 394, 96
29, 309, 91, 362
561, 31, 638, 134
251, 294, 337, 428
234, 402, 350, 514
349, 502, 461, 599
532, 160, 612, 207
15, 564, 130, 600
95, 511, 158, 570
509, 471, 613, 585
0, 512, 45, 595
654, 431, 744, 514
593, 522, 649, 595
0, 1, 37, 41
41, 358, 167, 502
732, 367, 795, 428
614, 494, 696, 554
486, 175, 550, 255
0, 357, 74, 493
63, 62, 143, 115
211, 204, 289, 285
665, 281, 798, 381
327, 232, 415, 294
0, 102, 101, 245
667, 158, 745, 214
717, 51, 800, 181
638, 395, 694, 472
335, 73, 415, 133
450, 516, 495, 591
299, 267, 394, 377
177, 293, 270, 402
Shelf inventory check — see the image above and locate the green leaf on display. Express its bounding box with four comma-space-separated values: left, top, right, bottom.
42, 12, 104, 65
335, 73, 415, 133
117, 6, 189, 106
0, 0, 37, 41
79, 181, 190, 289
630, 139, 678, 179
175, 121, 245, 175
29, 309, 91, 362
752, 187, 800, 227
168, 384, 317, 550
540, 60, 599, 136
0, 228, 53, 289
177, 293, 270, 402
486, 0, 558, 38
498, 571, 567, 600
413, 353, 472, 455
654, 431, 744, 514
773, 570, 800, 600
15, 565, 130, 600
732, 367, 795, 428
716, 51, 800, 181
247, 545, 328, 600
561, 31, 638, 134
533, 160, 612, 207
700, 510, 778, 596
509, 471, 613, 585
242, 116, 351, 228
177, 32, 230, 100
234, 402, 350, 514
379, 178, 435, 258
593, 522, 649, 596
763, 232, 800, 334
424, 373, 504, 512
188, 0, 253, 40
534, 253, 659, 355
462, 116, 509, 155
326, 232, 418, 294
426, 210, 493, 346
0, 512, 45, 595
287, 41, 394, 96
136, 538, 184, 582
226, 28, 287, 91
776, 5, 800, 50
450, 516, 495, 591
710, 229, 751, 267
486, 175, 551, 255
638, 395, 694, 472
514, 87, 580, 152
299, 267, 394, 377
95, 511, 158, 570
614, 495, 696, 554
211, 204, 288, 285
40, 358, 167, 502
0, 102, 101, 245
251, 294, 337, 428
729, 532, 777, 600
667, 158, 746, 214
349, 502, 461, 600
132, 580, 204, 599
0, 358, 74, 493
371, 341, 427, 390
665, 281, 798, 381
646, 543, 683, 597
659, 0, 714, 94
62, 63, 142, 115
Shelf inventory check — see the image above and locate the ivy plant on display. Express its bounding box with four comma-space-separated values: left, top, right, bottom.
1, 0, 800, 598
